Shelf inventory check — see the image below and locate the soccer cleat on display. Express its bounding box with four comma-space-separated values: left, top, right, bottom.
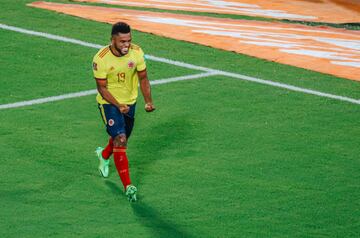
95, 146, 110, 178
125, 185, 137, 202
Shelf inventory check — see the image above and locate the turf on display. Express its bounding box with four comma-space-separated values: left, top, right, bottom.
0, 29, 199, 104
0, 0, 359, 238
1, 0, 360, 98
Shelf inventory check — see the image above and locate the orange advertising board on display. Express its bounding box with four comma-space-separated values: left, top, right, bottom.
74, 0, 360, 23
28, 2, 360, 81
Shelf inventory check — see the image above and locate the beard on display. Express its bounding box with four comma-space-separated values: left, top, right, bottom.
114, 44, 129, 56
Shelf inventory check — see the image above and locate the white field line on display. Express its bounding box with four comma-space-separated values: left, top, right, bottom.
151, 71, 218, 85
0, 72, 218, 110
0, 89, 97, 110
0, 23, 359, 106
212, 70, 360, 105
0, 24, 213, 73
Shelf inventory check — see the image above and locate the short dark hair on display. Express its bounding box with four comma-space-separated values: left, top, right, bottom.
111, 22, 131, 35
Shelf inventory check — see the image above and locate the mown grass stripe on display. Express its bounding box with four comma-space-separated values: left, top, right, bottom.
1, 23, 359, 106
0, 72, 218, 109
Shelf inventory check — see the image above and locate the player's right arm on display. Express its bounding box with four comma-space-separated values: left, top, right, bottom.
93, 55, 129, 113
95, 79, 129, 114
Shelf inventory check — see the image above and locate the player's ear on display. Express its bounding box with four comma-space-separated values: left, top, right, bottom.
110, 36, 116, 45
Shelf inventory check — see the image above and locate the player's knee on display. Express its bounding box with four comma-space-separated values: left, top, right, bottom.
114, 134, 127, 147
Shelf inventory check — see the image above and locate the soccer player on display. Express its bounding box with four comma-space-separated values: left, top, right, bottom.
93, 22, 155, 202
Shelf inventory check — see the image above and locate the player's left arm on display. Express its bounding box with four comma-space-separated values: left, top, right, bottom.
138, 69, 155, 112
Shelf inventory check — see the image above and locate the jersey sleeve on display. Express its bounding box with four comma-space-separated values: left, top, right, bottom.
136, 48, 146, 72
92, 55, 107, 79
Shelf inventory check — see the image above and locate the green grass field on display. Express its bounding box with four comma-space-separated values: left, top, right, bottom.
1, 1, 360, 237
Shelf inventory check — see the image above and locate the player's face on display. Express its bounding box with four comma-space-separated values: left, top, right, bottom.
112, 33, 132, 56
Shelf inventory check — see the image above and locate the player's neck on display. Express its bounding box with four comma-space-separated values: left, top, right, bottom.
110, 45, 127, 57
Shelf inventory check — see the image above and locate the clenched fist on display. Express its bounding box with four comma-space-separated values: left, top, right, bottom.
118, 104, 130, 114
145, 103, 156, 112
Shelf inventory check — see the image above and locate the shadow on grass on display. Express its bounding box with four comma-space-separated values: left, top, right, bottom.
105, 180, 194, 237
104, 180, 126, 197
132, 117, 195, 186
131, 202, 195, 238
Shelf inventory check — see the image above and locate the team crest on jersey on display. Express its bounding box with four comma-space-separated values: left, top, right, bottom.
93, 62, 98, 71
128, 61, 135, 69
108, 119, 115, 126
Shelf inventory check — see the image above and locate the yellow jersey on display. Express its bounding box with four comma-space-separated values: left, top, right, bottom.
92, 44, 146, 105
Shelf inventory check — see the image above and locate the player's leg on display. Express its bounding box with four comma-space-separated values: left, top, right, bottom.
124, 104, 136, 139
101, 103, 127, 158
101, 137, 114, 159
122, 104, 137, 201
113, 133, 131, 189
103, 104, 137, 201
96, 104, 112, 177
113, 133, 137, 202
